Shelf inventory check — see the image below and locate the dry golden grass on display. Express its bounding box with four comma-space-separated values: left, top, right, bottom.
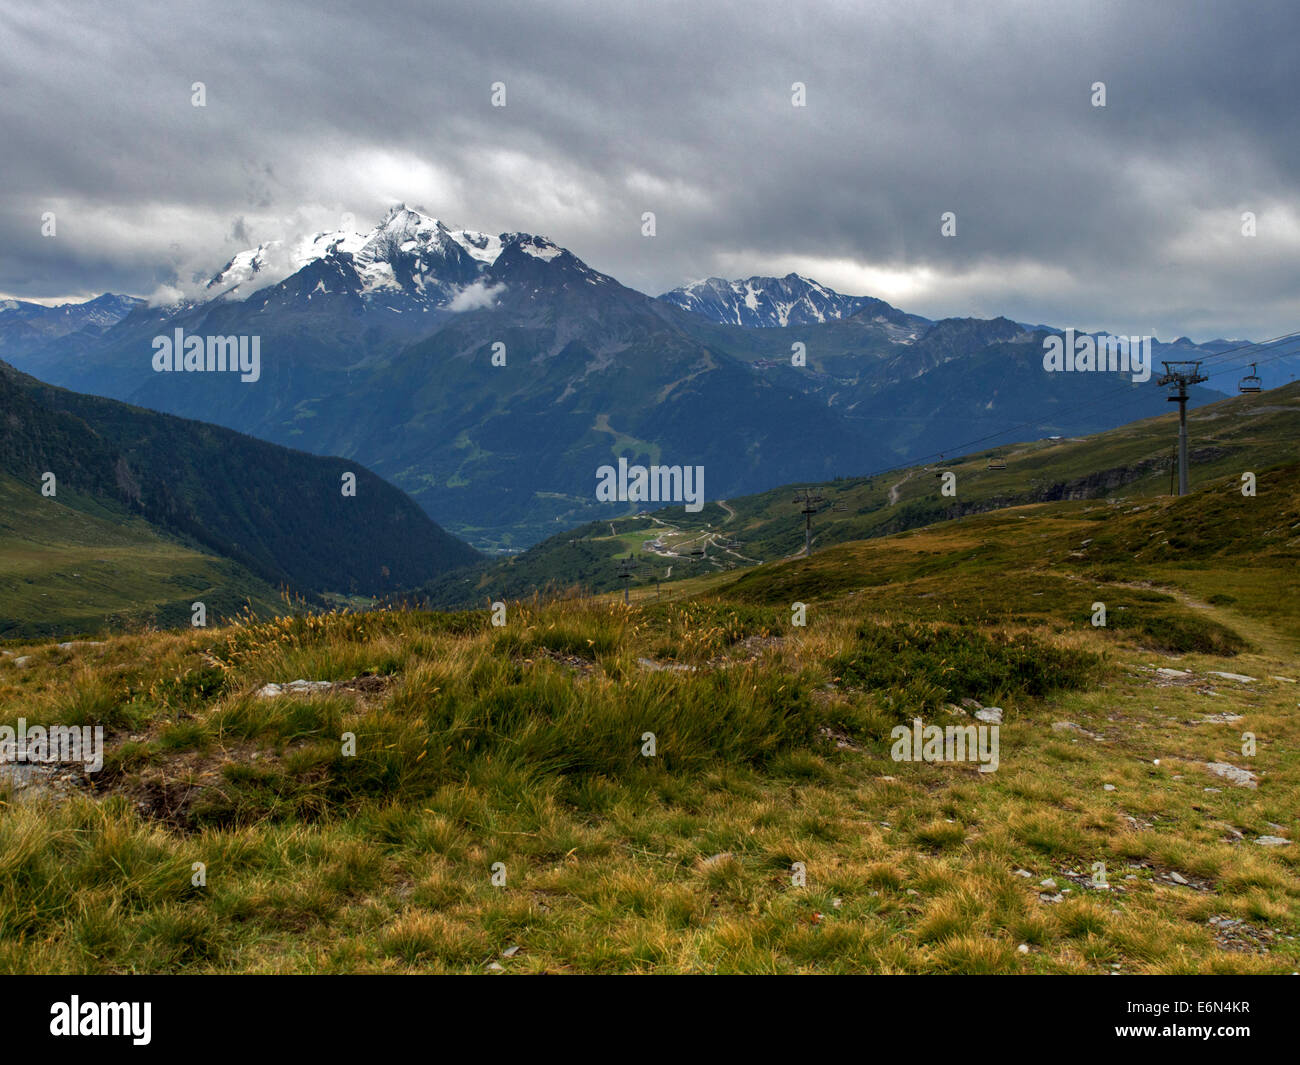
1, 498, 1297, 974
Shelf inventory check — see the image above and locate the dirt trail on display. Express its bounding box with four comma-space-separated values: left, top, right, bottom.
1062, 572, 1297, 669
888, 469, 916, 505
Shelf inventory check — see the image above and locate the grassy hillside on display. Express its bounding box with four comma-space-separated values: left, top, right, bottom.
0, 360, 479, 636
1, 462, 1295, 973
421, 380, 1300, 607
0, 473, 287, 639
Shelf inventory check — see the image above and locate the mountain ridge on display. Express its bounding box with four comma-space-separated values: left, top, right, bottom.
5, 207, 1268, 552
0, 358, 479, 606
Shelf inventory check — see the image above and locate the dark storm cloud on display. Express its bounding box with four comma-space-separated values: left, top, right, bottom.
2, 0, 1298, 338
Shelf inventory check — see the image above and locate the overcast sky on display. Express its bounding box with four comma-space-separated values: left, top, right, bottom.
3, 0, 1299, 340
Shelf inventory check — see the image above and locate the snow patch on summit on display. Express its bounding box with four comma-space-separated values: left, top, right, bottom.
659, 273, 882, 328
518, 237, 563, 262
177, 206, 608, 315
450, 229, 503, 264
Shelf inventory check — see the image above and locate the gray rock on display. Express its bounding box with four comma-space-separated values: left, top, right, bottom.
0, 760, 80, 801
256, 679, 333, 698
636, 657, 695, 673
1203, 762, 1258, 788
1051, 721, 1103, 740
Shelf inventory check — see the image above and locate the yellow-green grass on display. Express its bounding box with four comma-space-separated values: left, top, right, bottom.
0, 473, 285, 639
1, 479, 1296, 973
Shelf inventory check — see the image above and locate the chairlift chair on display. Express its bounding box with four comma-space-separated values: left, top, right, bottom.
986, 454, 1007, 471
1238, 363, 1262, 394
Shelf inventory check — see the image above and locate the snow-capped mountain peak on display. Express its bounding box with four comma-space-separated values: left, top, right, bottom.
660, 272, 882, 328
359, 205, 449, 261
200, 205, 508, 309
187, 206, 625, 319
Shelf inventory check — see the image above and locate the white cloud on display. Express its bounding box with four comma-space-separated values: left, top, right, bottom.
147, 283, 185, 307
447, 279, 505, 311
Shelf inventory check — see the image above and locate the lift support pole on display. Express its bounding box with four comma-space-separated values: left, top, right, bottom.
1156, 361, 1208, 496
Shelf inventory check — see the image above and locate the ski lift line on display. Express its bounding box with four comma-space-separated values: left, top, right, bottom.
1193, 342, 1298, 385
901, 354, 1284, 475
1238, 362, 1262, 393
1014, 343, 1298, 441
1044, 342, 1297, 437
1150, 328, 1300, 369
900, 335, 1300, 470
812, 334, 1300, 495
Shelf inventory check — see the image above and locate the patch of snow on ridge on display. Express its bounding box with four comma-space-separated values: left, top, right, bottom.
519, 237, 562, 261
451, 229, 504, 264
300, 228, 368, 261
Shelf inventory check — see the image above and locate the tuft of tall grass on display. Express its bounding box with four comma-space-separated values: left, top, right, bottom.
832, 620, 1101, 718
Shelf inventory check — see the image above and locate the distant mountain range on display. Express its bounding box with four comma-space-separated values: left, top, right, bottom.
0, 293, 141, 360
6, 205, 1286, 552
658, 273, 923, 330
